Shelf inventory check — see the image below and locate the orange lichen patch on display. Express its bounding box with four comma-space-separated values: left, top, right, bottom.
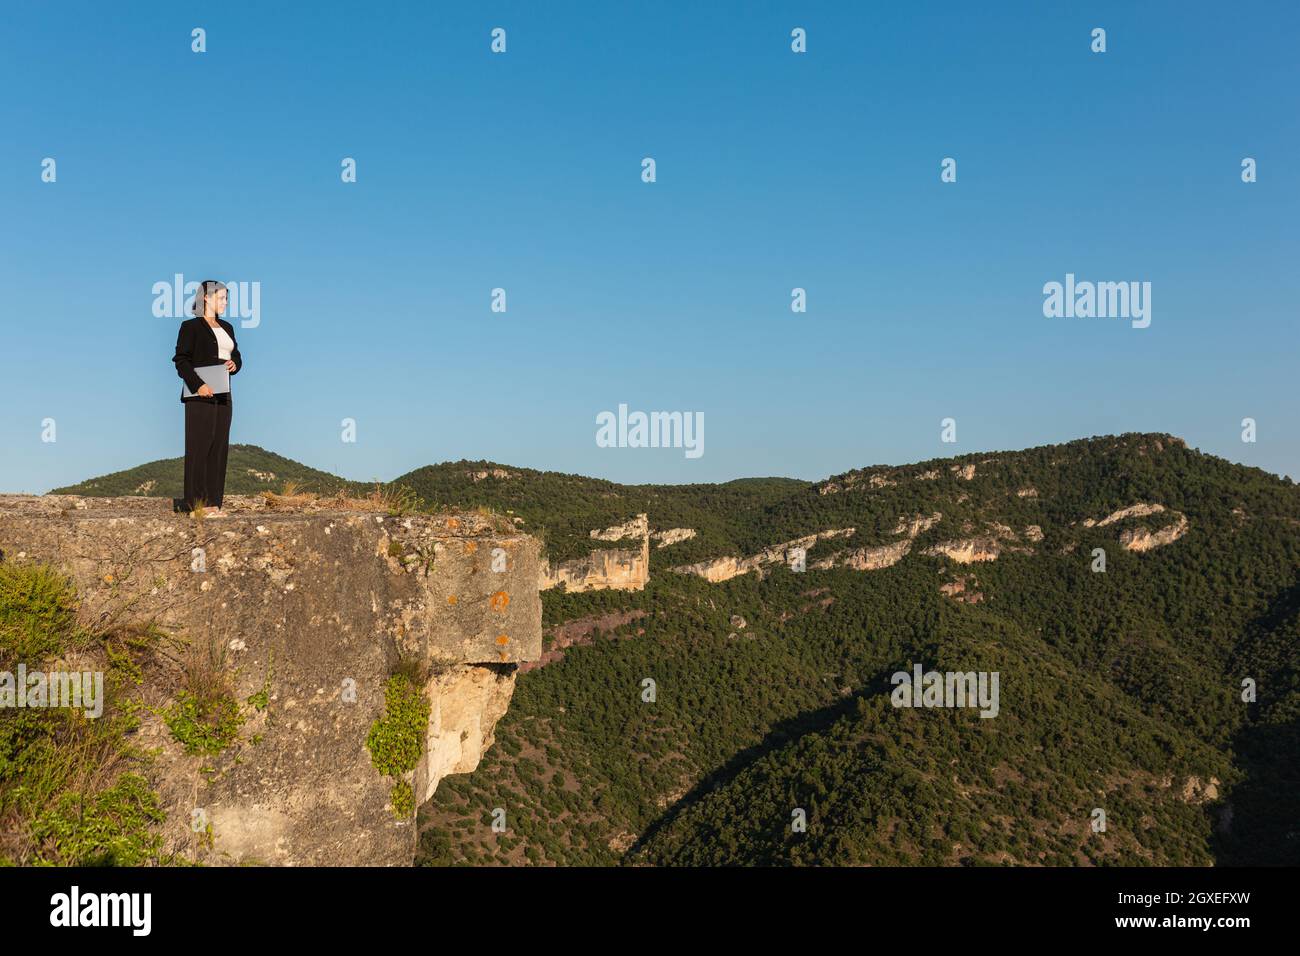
463, 541, 478, 555
445, 517, 460, 530
447, 595, 457, 606
103, 573, 115, 584
495, 634, 510, 645
490, 591, 510, 611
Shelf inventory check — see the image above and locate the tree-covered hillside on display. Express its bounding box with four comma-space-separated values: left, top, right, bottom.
50, 445, 356, 499
48, 433, 1300, 867
414, 434, 1299, 866
390, 461, 807, 563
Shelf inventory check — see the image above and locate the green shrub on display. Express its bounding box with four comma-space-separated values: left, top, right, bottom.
0, 562, 79, 663
165, 691, 243, 756
30, 772, 166, 866
366, 674, 429, 778
366, 674, 430, 817
391, 780, 415, 818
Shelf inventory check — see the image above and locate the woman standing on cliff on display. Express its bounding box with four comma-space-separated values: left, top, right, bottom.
173, 279, 242, 515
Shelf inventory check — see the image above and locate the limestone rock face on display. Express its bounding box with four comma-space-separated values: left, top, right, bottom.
0, 494, 542, 867
891, 512, 942, 537
1121, 514, 1190, 552
1084, 502, 1166, 528
922, 520, 1034, 564
839, 539, 913, 571
923, 536, 1005, 563
674, 554, 747, 583
540, 514, 650, 592
652, 527, 697, 549
1181, 775, 1221, 804
1079, 502, 1189, 552
540, 547, 650, 591
589, 514, 648, 542
415, 664, 516, 805
671, 529, 855, 583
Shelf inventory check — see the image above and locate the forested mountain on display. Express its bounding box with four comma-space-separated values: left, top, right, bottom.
50, 445, 355, 499
413, 434, 1299, 866
51, 434, 1300, 866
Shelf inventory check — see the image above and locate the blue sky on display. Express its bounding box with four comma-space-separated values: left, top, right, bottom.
2, 1, 1296, 492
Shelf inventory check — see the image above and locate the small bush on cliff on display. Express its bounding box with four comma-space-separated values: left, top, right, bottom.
164, 691, 243, 756
0, 691, 168, 865
163, 629, 245, 755
29, 772, 166, 866
390, 780, 415, 818
246, 652, 274, 712
0, 562, 80, 664
0, 563, 175, 866
366, 673, 430, 818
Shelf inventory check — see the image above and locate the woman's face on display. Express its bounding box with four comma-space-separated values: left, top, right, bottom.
205, 287, 228, 316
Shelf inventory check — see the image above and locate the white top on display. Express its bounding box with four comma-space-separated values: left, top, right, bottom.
209, 322, 235, 361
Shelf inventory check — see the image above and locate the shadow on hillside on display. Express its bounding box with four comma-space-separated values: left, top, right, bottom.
1212, 719, 1300, 865
627, 668, 894, 859
1211, 581, 1300, 866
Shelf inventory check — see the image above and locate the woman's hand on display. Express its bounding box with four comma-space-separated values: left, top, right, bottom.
224, 360, 236, 372
197, 384, 214, 398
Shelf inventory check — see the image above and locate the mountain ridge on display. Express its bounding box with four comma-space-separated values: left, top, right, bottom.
19, 433, 1300, 865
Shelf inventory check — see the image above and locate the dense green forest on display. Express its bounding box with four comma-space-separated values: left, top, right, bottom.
414, 434, 1299, 866
43, 433, 1300, 865
50, 445, 355, 500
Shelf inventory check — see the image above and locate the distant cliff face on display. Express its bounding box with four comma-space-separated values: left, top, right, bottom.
671, 528, 856, 582
0, 494, 542, 867
670, 497, 1192, 584
540, 514, 650, 592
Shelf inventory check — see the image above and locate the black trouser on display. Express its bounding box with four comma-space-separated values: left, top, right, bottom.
183, 397, 232, 510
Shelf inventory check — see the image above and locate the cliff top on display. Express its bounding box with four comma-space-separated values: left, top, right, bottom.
0, 493, 520, 539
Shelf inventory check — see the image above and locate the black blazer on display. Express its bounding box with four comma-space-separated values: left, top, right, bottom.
173, 317, 243, 403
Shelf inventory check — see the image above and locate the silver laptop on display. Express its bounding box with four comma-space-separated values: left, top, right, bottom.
182, 364, 231, 399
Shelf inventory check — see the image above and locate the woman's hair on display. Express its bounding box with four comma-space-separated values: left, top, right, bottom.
190, 279, 228, 317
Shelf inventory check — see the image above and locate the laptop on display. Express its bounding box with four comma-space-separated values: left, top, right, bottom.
182, 364, 231, 399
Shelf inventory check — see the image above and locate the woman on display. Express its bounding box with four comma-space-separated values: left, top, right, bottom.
173, 279, 243, 515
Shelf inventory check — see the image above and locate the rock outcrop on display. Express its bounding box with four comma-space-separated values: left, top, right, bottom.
821, 539, 913, 571
891, 512, 942, 537
652, 527, 697, 549
939, 575, 985, 604
1121, 514, 1190, 552
671, 528, 856, 583
416, 664, 516, 805
541, 514, 650, 592
0, 494, 543, 866
589, 515, 648, 542
922, 521, 1032, 564
1081, 502, 1190, 552
678, 512, 955, 582
923, 536, 1006, 563
1084, 502, 1167, 528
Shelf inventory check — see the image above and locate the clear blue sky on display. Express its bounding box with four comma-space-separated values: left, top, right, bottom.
2, 1, 1296, 493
